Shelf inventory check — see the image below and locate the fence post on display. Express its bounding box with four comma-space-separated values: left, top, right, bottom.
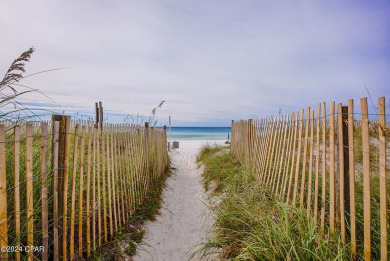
99, 101, 103, 130
145, 122, 149, 145
95, 102, 99, 129
338, 104, 349, 245
51, 114, 71, 260
348, 99, 357, 259
342, 106, 350, 226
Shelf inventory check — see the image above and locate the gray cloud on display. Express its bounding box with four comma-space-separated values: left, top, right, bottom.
1, 0, 389, 126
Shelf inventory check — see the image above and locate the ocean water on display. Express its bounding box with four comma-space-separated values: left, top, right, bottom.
167, 127, 231, 140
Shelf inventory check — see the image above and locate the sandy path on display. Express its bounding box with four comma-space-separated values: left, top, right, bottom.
133, 140, 224, 261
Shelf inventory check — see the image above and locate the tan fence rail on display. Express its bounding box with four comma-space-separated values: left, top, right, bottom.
231, 97, 389, 261
0, 115, 169, 260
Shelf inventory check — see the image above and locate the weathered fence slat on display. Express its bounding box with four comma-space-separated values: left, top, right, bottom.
292, 109, 304, 205
101, 129, 108, 243
320, 102, 326, 232
313, 104, 321, 226
300, 108, 310, 208
53, 121, 60, 261
70, 124, 79, 260
306, 110, 315, 217
78, 126, 86, 257
0, 125, 8, 260
329, 101, 335, 233
378, 97, 387, 261
286, 112, 298, 203
337, 104, 346, 244
26, 123, 34, 261
13, 126, 21, 261
361, 97, 371, 260
86, 126, 92, 257
41, 123, 49, 261
348, 99, 357, 259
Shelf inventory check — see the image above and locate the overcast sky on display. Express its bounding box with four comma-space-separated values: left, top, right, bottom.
1, 1, 389, 126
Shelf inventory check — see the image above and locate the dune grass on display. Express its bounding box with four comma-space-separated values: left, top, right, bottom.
197, 144, 350, 260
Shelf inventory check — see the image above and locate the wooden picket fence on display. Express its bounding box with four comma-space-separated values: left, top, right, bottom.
231, 97, 389, 261
0, 115, 169, 260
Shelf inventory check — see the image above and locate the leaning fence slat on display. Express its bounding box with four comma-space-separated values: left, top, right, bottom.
97, 131, 102, 246
337, 103, 346, 244
62, 116, 71, 260
70, 124, 79, 260
78, 126, 86, 257
329, 101, 335, 233
268, 118, 278, 189
313, 104, 321, 226
41, 123, 49, 261
286, 112, 298, 203
320, 102, 327, 232
115, 130, 125, 225
101, 130, 108, 243
281, 114, 294, 199
279, 115, 292, 198
292, 109, 304, 205
274, 116, 289, 195
300, 108, 310, 208
106, 130, 113, 238
262, 117, 276, 184
92, 128, 97, 250
259, 119, 270, 178
26, 123, 34, 261
270, 117, 284, 192
13, 126, 21, 261
114, 125, 120, 229
110, 129, 119, 233
86, 126, 92, 256
0, 125, 8, 260
126, 131, 134, 217
361, 97, 371, 260
269, 117, 283, 191
306, 110, 314, 217
122, 131, 131, 217
53, 121, 60, 261
378, 96, 387, 261
252, 120, 262, 178
127, 127, 133, 215
348, 99, 357, 259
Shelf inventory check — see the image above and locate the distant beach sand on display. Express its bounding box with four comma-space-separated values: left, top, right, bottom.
133, 140, 226, 261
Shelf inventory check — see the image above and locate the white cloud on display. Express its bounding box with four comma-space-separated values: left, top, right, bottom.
1, 0, 389, 126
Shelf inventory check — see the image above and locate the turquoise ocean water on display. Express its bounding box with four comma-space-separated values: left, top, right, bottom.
167, 127, 231, 140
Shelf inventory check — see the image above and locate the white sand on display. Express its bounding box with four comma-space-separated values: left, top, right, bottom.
133, 140, 226, 261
